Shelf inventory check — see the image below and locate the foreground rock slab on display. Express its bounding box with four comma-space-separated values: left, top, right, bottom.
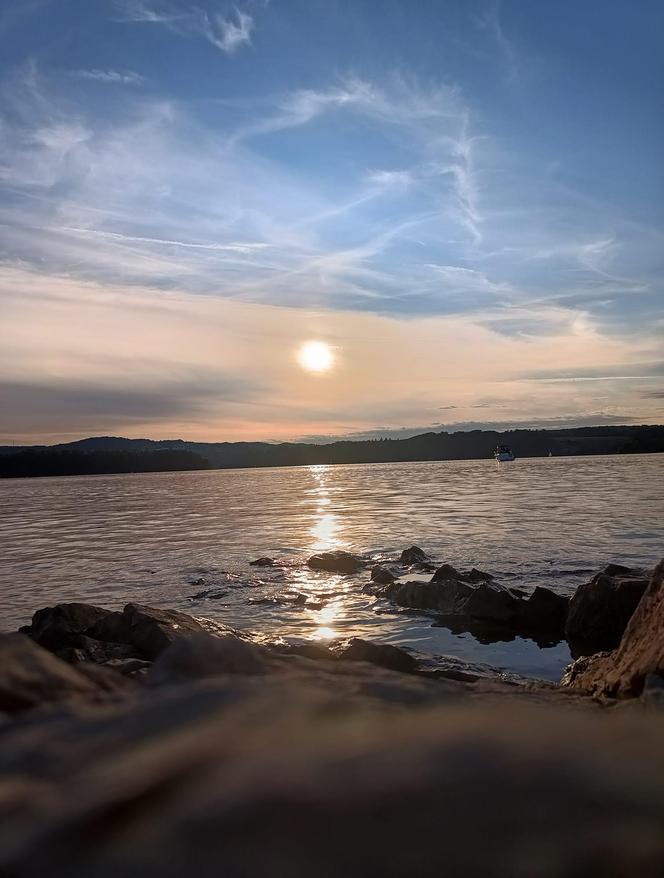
0, 668, 662, 878
563, 559, 664, 697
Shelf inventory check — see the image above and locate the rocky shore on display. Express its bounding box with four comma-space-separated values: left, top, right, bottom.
1, 551, 663, 876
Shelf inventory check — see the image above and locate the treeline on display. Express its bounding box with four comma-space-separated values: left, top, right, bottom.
0, 449, 211, 479
1, 425, 663, 478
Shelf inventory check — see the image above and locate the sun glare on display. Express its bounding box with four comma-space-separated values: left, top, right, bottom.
297, 340, 334, 373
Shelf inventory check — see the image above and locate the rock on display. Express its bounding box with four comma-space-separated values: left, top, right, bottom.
148, 633, 268, 684
562, 559, 664, 698
57, 635, 140, 665
21, 602, 112, 651
120, 604, 210, 660
430, 563, 463, 582
431, 564, 494, 584
399, 545, 429, 564
517, 587, 569, 637
250, 557, 275, 567
565, 565, 650, 654
281, 642, 337, 662
74, 662, 138, 693
86, 611, 129, 644
2, 668, 664, 878
384, 578, 475, 613
307, 551, 364, 574
464, 582, 519, 625
386, 575, 566, 645
0, 634, 101, 714
370, 564, 397, 585
465, 567, 495, 583
334, 638, 419, 674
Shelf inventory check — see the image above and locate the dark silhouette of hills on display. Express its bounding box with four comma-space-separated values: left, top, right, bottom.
0, 424, 663, 478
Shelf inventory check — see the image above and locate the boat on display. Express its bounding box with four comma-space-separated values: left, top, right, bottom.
494, 444, 515, 462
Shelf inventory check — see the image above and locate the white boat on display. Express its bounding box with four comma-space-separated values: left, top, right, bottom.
494, 445, 515, 462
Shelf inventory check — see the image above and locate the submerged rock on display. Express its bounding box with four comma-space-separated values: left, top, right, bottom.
250, 557, 275, 567
565, 564, 650, 654
307, 551, 364, 574
562, 558, 664, 698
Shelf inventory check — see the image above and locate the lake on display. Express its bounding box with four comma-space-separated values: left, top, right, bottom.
1, 454, 662, 681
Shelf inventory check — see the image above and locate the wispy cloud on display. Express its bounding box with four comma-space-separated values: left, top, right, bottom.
117, 2, 254, 54
477, 0, 518, 82
71, 69, 144, 85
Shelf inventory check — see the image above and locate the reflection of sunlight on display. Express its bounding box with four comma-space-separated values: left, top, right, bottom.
310, 513, 340, 550
310, 599, 342, 641
307, 465, 347, 551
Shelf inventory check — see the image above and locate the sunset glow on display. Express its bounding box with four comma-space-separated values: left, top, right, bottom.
297, 341, 334, 374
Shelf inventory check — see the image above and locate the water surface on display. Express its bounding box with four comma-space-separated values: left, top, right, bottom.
1, 454, 662, 680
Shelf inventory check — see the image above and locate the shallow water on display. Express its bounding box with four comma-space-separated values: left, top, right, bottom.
1, 454, 662, 680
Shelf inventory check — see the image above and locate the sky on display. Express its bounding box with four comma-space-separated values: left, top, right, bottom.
0, 0, 663, 444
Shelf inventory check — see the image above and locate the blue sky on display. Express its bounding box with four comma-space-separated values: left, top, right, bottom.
0, 0, 663, 442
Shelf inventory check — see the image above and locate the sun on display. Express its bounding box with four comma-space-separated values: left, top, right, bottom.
297, 340, 334, 373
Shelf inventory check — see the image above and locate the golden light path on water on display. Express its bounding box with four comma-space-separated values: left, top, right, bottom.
305, 465, 348, 642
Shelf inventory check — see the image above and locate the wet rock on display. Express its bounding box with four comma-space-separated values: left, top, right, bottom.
463, 582, 519, 624
517, 587, 569, 637
386, 576, 566, 645
0, 634, 101, 714
399, 545, 429, 565
148, 633, 268, 684
562, 558, 664, 698
307, 551, 364, 574
250, 557, 275, 567
21, 602, 112, 652
384, 578, 475, 613
121, 604, 210, 660
334, 637, 419, 674
465, 567, 495, 583
431, 564, 494, 584
565, 564, 650, 654
370, 564, 397, 585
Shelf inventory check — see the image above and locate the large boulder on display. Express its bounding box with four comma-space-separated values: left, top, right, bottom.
0, 634, 101, 714
21, 603, 112, 652
562, 559, 664, 698
307, 551, 364, 574
565, 565, 650, 654
334, 638, 419, 674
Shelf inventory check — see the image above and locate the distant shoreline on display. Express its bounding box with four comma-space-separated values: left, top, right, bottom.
1, 424, 663, 479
